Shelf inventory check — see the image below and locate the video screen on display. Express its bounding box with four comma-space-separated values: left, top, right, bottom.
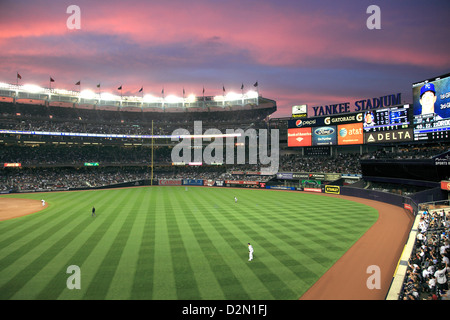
363, 105, 410, 132
412, 72, 450, 141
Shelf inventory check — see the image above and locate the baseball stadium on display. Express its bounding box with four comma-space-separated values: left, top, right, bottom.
0, 71, 449, 303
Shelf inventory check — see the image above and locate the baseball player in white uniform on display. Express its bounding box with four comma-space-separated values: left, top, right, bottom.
248, 243, 254, 261
41, 199, 45, 206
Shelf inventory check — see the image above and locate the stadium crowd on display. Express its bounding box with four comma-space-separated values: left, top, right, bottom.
361, 143, 449, 160
279, 153, 362, 174
400, 209, 450, 300
1, 142, 449, 192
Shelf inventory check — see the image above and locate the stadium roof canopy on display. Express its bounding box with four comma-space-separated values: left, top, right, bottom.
0, 82, 276, 113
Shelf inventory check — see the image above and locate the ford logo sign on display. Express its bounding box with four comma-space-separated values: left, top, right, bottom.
314, 127, 335, 136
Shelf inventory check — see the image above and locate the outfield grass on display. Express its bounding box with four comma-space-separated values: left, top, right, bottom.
0, 186, 378, 300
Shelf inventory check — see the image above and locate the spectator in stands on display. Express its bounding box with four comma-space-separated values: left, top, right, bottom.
434, 263, 449, 295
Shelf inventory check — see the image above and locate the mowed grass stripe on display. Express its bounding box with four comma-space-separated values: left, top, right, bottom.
179, 189, 255, 299
52, 189, 130, 300
170, 188, 227, 299
130, 188, 157, 299
104, 188, 153, 300
96, 188, 147, 300
151, 187, 177, 299
164, 190, 202, 300
78, 188, 139, 300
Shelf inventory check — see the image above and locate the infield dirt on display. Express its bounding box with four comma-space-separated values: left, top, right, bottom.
0, 198, 46, 221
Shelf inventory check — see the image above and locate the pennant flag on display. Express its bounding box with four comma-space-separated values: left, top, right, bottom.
117, 85, 122, 90
223, 86, 226, 93
241, 83, 244, 90
75, 81, 81, 86
202, 86, 205, 94
139, 87, 143, 93
50, 77, 55, 82
254, 81, 258, 87
161, 88, 164, 95
97, 84, 101, 88
183, 87, 185, 95
17, 73, 22, 80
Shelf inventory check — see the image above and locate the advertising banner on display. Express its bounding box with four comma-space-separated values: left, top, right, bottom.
287, 127, 312, 147
265, 186, 296, 190
3, 163, 21, 167
204, 180, 215, 187
364, 128, 413, 144
159, 179, 182, 186
215, 180, 224, 187
276, 173, 294, 180
225, 180, 260, 185
182, 179, 204, 186
404, 203, 413, 213
292, 173, 311, 179
337, 123, 364, 145
303, 187, 322, 193
434, 151, 450, 166
312, 126, 337, 146
325, 185, 340, 194
441, 180, 450, 191
292, 105, 308, 118
325, 173, 342, 181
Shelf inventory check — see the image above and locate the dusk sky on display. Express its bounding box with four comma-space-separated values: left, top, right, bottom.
1, 0, 449, 117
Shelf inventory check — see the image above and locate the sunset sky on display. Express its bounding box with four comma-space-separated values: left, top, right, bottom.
1, 0, 449, 117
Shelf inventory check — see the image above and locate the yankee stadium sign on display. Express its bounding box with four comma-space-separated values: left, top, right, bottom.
310, 93, 402, 117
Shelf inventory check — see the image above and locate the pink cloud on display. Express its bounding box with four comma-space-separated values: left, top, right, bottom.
1, 1, 448, 70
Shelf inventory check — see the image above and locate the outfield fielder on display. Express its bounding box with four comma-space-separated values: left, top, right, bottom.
248, 243, 254, 261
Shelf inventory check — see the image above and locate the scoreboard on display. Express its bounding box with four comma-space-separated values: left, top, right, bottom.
287, 105, 413, 147
287, 72, 450, 148
363, 105, 410, 132
413, 113, 450, 141
412, 73, 450, 142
